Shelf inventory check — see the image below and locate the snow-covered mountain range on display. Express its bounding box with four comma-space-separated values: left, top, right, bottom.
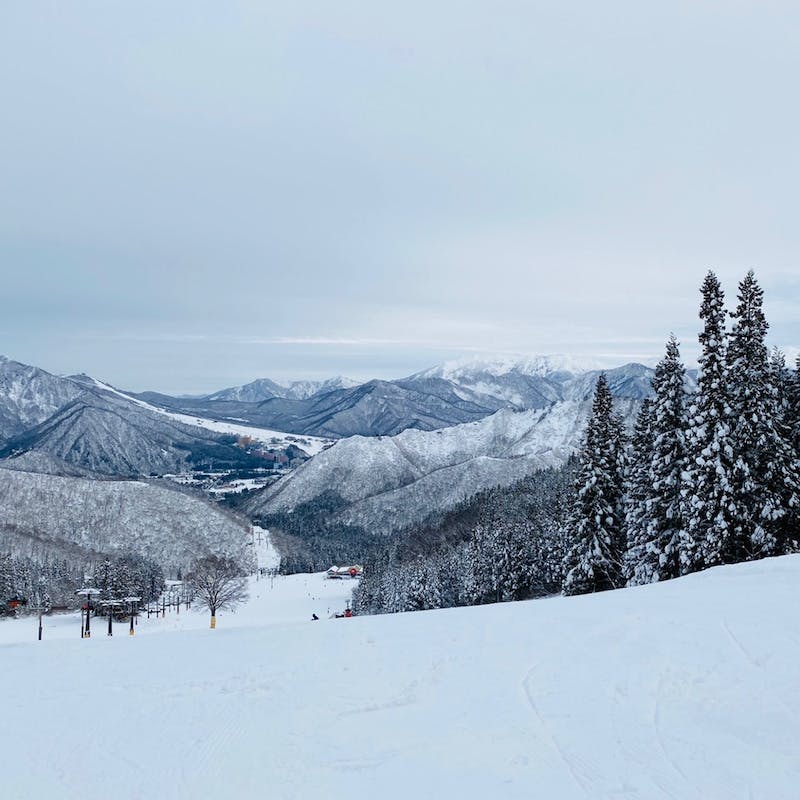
133, 357, 659, 439
205, 375, 360, 402
407, 356, 656, 412
134, 378, 506, 439
2, 391, 258, 477
0, 357, 329, 477
244, 398, 641, 535
227, 356, 667, 539
0, 352, 654, 561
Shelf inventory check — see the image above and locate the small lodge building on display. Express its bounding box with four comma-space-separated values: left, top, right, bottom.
326, 565, 363, 580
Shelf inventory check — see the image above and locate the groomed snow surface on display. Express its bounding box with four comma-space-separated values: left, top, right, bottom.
3, 556, 799, 799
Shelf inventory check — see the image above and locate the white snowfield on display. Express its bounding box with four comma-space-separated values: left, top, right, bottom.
3, 556, 799, 799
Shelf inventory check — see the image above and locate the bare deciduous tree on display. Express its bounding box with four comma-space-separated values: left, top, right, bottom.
186, 555, 248, 629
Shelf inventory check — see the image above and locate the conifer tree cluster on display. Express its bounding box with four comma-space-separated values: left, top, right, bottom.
0, 554, 82, 614
94, 553, 165, 605
0, 550, 167, 616
352, 466, 573, 615
565, 270, 800, 595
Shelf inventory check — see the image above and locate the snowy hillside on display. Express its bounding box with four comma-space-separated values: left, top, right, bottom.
0, 355, 85, 441
246, 399, 640, 534
0, 466, 252, 568
0, 357, 332, 478
3, 555, 798, 799
96, 380, 333, 457
0, 390, 269, 476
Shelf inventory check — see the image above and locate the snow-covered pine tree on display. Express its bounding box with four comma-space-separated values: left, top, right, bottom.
35, 574, 52, 613
787, 354, 800, 553
111, 558, 136, 599
723, 271, 796, 561
475, 525, 500, 603
402, 557, 442, 611
96, 559, 114, 599
563, 374, 626, 595
460, 533, 485, 606
352, 552, 384, 614
528, 520, 568, 596
13, 559, 32, 605
788, 354, 800, 454
434, 550, 462, 609
494, 521, 531, 602
423, 561, 443, 610
764, 348, 800, 553
380, 564, 404, 614
380, 564, 403, 614
628, 335, 688, 584
0, 553, 15, 611
683, 271, 736, 573
623, 398, 655, 582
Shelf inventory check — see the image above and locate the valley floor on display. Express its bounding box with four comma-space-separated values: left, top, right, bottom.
2, 556, 799, 799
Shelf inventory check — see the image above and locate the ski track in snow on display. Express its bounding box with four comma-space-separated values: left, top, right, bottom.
652, 673, 693, 793
721, 620, 761, 669
521, 664, 593, 797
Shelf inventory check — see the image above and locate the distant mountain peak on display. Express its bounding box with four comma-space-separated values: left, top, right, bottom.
0, 356, 87, 440
284, 375, 360, 400
203, 375, 360, 403
413, 353, 609, 382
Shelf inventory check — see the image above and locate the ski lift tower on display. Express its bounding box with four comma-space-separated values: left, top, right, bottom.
122, 596, 141, 635
32, 587, 50, 641
75, 586, 101, 638
164, 580, 183, 614
100, 599, 122, 637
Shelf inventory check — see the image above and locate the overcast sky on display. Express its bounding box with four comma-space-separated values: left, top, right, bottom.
1, 2, 798, 393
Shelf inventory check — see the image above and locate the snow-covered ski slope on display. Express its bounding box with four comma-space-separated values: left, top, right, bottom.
0, 570, 354, 644
3, 556, 799, 799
